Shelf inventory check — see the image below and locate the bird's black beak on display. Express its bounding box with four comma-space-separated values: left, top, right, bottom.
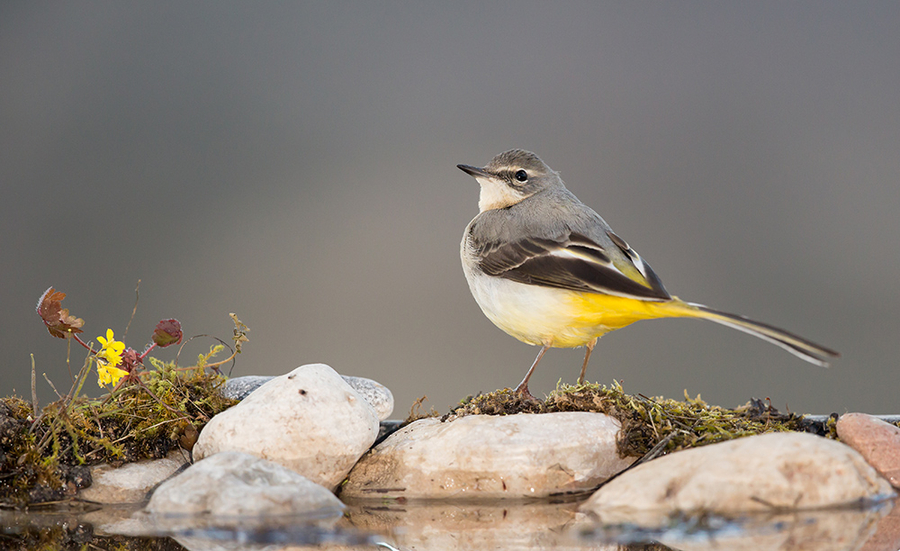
457, 164, 492, 178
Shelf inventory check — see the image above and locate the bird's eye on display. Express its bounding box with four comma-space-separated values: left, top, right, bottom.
514, 170, 528, 182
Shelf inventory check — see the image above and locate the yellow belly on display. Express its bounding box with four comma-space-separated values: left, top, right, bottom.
467, 273, 689, 348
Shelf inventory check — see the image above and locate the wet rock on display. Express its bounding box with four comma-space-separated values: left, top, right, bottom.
580, 432, 895, 526
341, 412, 635, 499
837, 413, 900, 488
79, 449, 189, 504
223, 373, 394, 421
146, 451, 345, 518
194, 364, 380, 490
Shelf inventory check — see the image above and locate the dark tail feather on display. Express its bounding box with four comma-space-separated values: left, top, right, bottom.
684, 302, 840, 367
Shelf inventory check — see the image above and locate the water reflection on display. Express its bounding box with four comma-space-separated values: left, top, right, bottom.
342, 497, 585, 549
578, 504, 892, 550
1, 496, 897, 550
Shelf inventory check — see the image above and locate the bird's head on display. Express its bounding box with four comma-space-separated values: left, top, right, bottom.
458, 149, 562, 212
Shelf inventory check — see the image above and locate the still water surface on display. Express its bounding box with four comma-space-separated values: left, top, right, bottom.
1, 495, 895, 550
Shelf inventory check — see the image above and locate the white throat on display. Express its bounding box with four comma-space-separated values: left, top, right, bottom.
477, 177, 524, 212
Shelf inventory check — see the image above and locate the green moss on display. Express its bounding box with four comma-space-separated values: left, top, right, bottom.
444, 381, 827, 459
0, 361, 237, 508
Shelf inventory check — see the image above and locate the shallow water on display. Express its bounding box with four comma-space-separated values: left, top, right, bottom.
1, 496, 896, 550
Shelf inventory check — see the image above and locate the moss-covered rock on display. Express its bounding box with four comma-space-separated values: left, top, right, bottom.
0, 363, 236, 508
444, 381, 829, 459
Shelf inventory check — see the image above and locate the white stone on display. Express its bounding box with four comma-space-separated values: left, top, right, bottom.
223, 373, 395, 421
193, 363, 380, 490
580, 432, 896, 526
146, 451, 344, 517
342, 412, 635, 499
79, 450, 189, 504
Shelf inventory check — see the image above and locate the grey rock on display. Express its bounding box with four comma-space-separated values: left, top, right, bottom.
146, 451, 345, 517
79, 450, 189, 504
342, 375, 394, 421
221, 375, 273, 401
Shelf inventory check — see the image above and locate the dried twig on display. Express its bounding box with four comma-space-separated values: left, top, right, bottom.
30, 354, 38, 418
123, 279, 141, 340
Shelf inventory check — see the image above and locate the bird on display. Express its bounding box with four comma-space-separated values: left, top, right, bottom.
458, 149, 839, 399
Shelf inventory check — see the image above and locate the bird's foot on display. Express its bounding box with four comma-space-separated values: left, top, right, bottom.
513, 383, 539, 403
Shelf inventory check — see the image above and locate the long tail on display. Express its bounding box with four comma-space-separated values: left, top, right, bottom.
668, 301, 840, 367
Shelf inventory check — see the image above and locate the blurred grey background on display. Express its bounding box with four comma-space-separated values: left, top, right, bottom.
2, 2, 899, 416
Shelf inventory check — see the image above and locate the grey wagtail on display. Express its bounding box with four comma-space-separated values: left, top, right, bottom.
459, 149, 839, 399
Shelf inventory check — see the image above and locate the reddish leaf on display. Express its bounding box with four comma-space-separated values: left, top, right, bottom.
36, 287, 84, 339
36, 287, 64, 322
152, 318, 183, 347
120, 348, 141, 372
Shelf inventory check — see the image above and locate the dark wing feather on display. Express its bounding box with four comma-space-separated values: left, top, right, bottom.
476, 232, 670, 300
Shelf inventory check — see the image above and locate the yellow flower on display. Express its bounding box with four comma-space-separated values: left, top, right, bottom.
97, 361, 129, 388
97, 328, 125, 363
96, 328, 127, 387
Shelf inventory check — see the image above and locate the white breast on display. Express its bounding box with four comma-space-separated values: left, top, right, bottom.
462, 256, 604, 348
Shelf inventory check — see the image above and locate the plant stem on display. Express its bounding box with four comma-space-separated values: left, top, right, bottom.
139, 343, 157, 361
72, 334, 97, 355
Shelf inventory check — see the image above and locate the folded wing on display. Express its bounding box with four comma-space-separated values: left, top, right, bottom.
476, 230, 671, 300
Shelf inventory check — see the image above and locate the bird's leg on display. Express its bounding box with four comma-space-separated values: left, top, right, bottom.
515, 344, 550, 399
578, 338, 598, 384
